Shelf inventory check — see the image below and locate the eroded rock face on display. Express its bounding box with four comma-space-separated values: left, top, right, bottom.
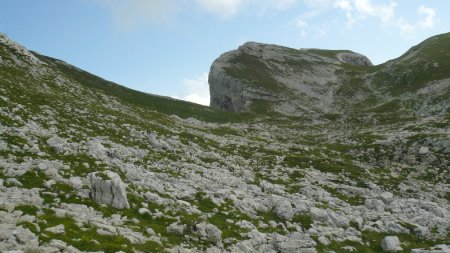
88, 170, 130, 209
208, 41, 372, 115
209, 51, 246, 112
336, 52, 373, 66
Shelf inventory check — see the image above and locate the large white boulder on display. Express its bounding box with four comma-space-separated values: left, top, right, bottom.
273, 232, 317, 253
273, 196, 294, 220
195, 223, 222, 244
88, 170, 130, 209
381, 236, 402, 252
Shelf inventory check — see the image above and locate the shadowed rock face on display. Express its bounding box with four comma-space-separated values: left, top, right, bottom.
209, 59, 245, 112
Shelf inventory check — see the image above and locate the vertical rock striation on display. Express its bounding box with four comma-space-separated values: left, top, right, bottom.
88, 170, 130, 209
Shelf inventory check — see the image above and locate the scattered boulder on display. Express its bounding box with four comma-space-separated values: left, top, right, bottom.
379, 192, 394, 204
46, 135, 68, 153
194, 223, 222, 244
411, 244, 450, 253
273, 197, 294, 220
167, 222, 186, 235
44, 224, 65, 234
88, 171, 130, 209
419, 146, 430, 155
310, 207, 328, 222
381, 236, 402, 252
87, 139, 107, 159
365, 199, 385, 212
273, 232, 317, 253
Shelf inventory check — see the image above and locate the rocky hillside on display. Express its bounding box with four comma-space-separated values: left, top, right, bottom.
0, 32, 449, 253
209, 34, 450, 117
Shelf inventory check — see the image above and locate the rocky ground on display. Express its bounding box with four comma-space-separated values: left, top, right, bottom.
0, 33, 449, 253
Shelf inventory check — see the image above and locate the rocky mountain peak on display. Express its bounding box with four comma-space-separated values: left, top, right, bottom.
209, 38, 449, 117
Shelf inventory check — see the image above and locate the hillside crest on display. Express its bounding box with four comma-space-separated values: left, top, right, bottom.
209, 34, 450, 117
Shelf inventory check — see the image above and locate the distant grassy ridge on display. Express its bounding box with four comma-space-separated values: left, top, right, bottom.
34, 53, 254, 123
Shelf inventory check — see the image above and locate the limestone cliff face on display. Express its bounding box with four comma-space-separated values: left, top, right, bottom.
209, 51, 245, 112
208, 42, 373, 115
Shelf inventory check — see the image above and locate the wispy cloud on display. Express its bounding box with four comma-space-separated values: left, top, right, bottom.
174, 73, 210, 106
94, 0, 179, 30
196, 0, 299, 19
297, 0, 437, 37
196, 0, 248, 19
417, 5, 436, 29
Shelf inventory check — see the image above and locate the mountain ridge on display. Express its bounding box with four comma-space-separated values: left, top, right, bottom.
209, 33, 450, 118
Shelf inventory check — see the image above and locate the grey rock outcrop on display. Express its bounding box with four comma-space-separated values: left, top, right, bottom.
272, 197, 294, 220
194, 223, 222, 244
209, 51, 246, 112
336, 52, 373, 66
274, 232, 317, 253
88, 170, 130, 209
208, 41, 372, 115
381, 236, 402, 252
411, 245, 450, 253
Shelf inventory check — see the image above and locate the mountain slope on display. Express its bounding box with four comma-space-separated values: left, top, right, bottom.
209, 34, 450, 119
0, 33, 449, 253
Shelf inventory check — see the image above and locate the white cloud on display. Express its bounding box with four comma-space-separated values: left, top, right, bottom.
337, 0, 397, 27
394, 5, 436, 36
196, 0, 249, 19
177, 73, 210, 106
418, 5, 436, 29
299, 0, 437, 36
271, 0, 299, 10
94, 0, 178, 29
196, 0, 299, 18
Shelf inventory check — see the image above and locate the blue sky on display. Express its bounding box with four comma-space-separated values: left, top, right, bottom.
1, 0, 449, 105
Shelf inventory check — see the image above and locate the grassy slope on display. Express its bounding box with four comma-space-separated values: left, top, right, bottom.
0, 34, 449, 252
34, 54, 255, 123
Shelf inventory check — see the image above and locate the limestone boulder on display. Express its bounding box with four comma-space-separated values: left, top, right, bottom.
88, 170, 130, 209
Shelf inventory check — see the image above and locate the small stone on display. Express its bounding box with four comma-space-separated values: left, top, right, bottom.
138, 208, 151, 215
49, 239, 67, 250
419, 146, 429, 155
44, 224, 65, 234
167, 222, 186, 235
379, 192, 394, 204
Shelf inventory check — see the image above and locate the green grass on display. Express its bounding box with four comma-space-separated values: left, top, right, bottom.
321, 185, 364, 206
15, 204, 39, 215
34, 53, 254, 123
18, 170, 47, 189
291, 213, 313, 230
37, 209, 163, 253
195, 192, 217, 213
